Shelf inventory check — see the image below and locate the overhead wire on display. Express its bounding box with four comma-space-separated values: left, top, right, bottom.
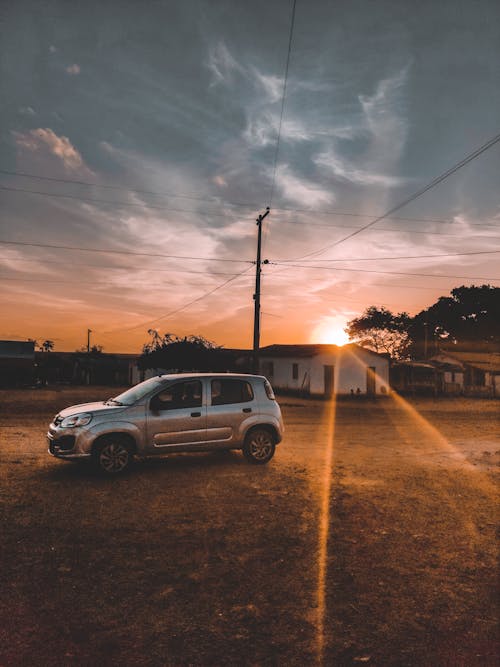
102, 265, 254, 334
294, 131, 500, 260
272, 218, 499, 235
279, 250, 500, 263
1, 172, 497, 228
0, 184, 229, 216
268, 0, 297, 207
0, 256, 240, 275
271, 261, 500, 281
0, 239, 253, 263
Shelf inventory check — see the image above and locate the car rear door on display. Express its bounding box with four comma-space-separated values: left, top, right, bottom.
145, 379, 207, 451
206, 378, 257, 447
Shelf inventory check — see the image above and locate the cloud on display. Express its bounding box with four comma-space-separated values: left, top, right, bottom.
19, 106, 36, 116
213, 175, 228, 187
243, 111, 314, 147
65, 64, 81, 75
359, 68, 409, 141
251, 69, 283, 103
314, 68, 411, 189
272, 165, 335, 207
315, 149, 406, 187
207, 42, 243, 85
14, 128, 87, 171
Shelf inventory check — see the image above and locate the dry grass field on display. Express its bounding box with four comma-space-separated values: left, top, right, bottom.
0, 387, 498, 666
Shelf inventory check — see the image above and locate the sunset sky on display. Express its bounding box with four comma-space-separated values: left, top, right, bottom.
1, 0, 499, 353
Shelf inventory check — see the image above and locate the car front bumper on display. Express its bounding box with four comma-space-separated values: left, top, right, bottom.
47, 429, 92, 460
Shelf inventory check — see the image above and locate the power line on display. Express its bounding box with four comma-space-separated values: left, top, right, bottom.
270, 275, 470, 291
270, 206, 498, 226
102, 266, 254, 334
3, 248, 495, 273
272, 261, 500, 281
0, 239, 253, 263
0, 256, 239, 275
272, 218, 499, 235
0, 275, 254, 288
0, 168, 229, 204
278, 250, 500, 263
0, 184, 231, 216
269, 0, 297, 207
296, 131, 500, 260
2, 172, 497, 228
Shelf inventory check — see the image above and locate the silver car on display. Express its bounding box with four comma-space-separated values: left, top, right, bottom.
47, 373, 284, 474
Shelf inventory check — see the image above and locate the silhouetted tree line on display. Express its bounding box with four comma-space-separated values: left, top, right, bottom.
346, 284, 500, 359
139, 331, 246, 372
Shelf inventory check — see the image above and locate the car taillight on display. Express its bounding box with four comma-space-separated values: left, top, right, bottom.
264, 380, 275, 400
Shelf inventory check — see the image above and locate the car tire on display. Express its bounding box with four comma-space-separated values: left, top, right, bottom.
93, 436, 133, 474
243, 427, 276, 464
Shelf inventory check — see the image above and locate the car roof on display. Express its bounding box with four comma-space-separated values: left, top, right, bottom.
155, 373, 267, 382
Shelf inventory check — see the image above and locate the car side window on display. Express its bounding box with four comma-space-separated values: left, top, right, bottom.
211, 379, 254, 406
154, 380, 202, 410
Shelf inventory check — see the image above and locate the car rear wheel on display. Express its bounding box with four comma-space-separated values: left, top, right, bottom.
93, 437, 132, 474
243, 427, 276, 464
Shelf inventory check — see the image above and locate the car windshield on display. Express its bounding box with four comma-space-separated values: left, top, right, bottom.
108, 377, 163, 406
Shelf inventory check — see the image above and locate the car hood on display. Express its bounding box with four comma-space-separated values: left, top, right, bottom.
58, 401, 128, 418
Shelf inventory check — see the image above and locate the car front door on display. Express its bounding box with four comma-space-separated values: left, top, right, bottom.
206, 378, 257, 447
146, 379, 207, 451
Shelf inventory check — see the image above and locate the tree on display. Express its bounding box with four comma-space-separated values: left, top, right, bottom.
139, 332, 231, 372
346, 306, 411, 359
346, 286, 500, 361
40, 339, 54, 352
75, 344, 103, 354
409, 284, 500, 355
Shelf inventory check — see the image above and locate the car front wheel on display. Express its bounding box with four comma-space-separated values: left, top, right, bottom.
93, 437, 132, 474
243, 428, 276, 464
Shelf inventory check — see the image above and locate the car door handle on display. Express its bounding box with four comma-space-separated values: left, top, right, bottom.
242, 408, 252, 413
191, 412, 201, 417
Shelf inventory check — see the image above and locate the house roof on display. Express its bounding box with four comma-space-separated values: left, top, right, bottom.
431, 351, 500, 372
259, 343, 385, 359
0, 340, 35, 359
392, 361, 437, 370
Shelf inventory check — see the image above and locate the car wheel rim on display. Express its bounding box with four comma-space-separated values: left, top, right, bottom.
100, 443, 129, 472
249, 434, 272, 460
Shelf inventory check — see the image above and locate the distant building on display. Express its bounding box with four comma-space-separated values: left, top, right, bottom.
390, 361, 442, 396
259, 344, 390, 397
0, 340, 35, 387
35, 351, 138, 386
430, 351, 500, 397
391, 351, 500, 397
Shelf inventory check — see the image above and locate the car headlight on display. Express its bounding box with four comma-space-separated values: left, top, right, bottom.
60, 413, 93, 428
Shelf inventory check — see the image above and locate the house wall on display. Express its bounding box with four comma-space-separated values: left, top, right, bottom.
261, 348, 389, 396
261, 357, 312, 393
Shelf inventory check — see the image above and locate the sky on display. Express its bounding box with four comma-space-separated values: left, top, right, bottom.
1, 0, 499, 353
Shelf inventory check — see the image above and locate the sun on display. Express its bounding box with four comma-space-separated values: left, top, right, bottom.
311, 317, 350, 346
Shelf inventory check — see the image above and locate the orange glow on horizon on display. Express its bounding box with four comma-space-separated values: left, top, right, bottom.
311, 316, 350, 347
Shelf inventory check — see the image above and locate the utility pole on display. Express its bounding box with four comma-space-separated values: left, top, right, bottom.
87, 328, 92, 353
253, 207, 270, 373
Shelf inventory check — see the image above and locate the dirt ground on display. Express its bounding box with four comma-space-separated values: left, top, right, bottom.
0, 387, 498, 666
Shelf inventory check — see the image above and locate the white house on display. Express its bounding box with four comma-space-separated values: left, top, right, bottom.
259, 344, 390, 397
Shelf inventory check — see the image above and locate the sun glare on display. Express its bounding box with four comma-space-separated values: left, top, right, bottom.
312, 318, 350, 346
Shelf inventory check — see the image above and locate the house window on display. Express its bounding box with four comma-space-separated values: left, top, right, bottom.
466, 367, 485, 386
292, 363, 298, 380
